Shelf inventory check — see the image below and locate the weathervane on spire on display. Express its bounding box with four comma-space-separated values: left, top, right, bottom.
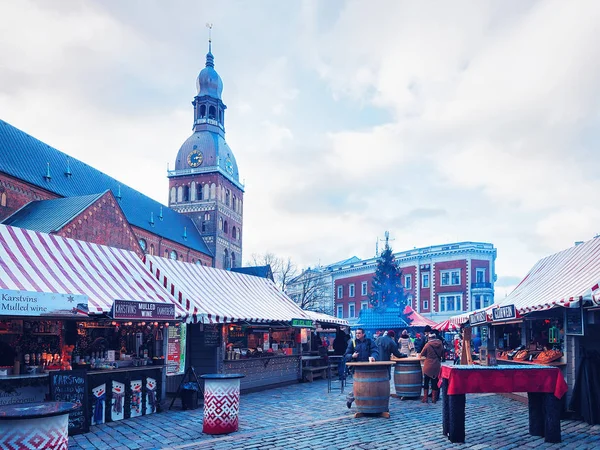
206, 23, 213, 52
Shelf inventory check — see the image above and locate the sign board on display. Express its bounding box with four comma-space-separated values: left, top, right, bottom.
291, 318, 314, 328
0, 385, 47, 407
49, 370, 89, 435
166, 325, 186, 376
492, 305, 517, 322
112, 299, 175, 320
0, 289, 88, 317
565, 305, 584, 336
469, 310, 488, 326
202, 324, 220, 347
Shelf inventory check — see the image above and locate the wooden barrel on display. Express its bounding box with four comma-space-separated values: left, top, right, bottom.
394, 359, 423, 398
353, 365, 391, 414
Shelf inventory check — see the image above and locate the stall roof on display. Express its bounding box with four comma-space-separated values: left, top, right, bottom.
447, 304, 496, 326
403, 305, 437, 328
0, 224, 185, 316
497, 237, 600, 315
303, 310, 349, 326
144, 255, 311, 324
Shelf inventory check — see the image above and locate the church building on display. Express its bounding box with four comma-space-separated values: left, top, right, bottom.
0, 39, 242, 270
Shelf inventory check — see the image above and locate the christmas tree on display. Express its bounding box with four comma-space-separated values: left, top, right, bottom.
369, 238, 408, 314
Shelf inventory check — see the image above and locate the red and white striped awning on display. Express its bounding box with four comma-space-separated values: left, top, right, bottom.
0, 224, 185, 316
448, 304, 496, 325
498, 237, 600, 315
432, 319, 460, 332
303, 310, 349, 326
145, 255, 310, 324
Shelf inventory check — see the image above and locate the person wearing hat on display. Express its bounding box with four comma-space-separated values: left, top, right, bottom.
413, 332, 425, 353
419, 332, 444, 404
377, 330, 406, 379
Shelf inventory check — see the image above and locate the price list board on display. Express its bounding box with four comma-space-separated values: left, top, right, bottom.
203, 324, 221, 347
49, 370, 89, 435
166, 325, 186, 376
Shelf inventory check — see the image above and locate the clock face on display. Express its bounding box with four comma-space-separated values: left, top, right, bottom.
225, 157, 234, 175
187, 150, 203, 168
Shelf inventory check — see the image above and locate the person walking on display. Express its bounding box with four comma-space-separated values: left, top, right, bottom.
377, 330, 405, 379
420, 332, 444, 404
398, 330, 415, 356
345, 328, 379, 408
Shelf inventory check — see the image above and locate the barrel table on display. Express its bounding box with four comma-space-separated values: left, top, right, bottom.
391, 357, 423, 399
0, 401, 80, 450
346, 361, 396, 418
200, 373, 245, 435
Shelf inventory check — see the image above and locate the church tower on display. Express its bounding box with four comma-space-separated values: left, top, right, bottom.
168, 35, 243, 270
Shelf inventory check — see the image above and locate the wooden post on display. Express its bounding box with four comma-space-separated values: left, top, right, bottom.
447, 393, 466, 443
527, 392, 544, 437
462, 328, 473, 365
543, 393, 562, 443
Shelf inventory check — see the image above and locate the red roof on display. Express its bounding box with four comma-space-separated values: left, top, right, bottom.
403, 305, 437, 327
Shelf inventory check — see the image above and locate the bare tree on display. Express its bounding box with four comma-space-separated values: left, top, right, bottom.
247, 253, 298, 292
287, 268, 332, 315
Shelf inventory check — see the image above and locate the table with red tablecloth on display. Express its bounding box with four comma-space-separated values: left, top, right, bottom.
439, 365, 568, 444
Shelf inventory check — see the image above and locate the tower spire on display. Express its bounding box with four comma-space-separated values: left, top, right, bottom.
205, 23, 214, 67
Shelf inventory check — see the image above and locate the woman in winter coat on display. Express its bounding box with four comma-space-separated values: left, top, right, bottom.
398, 330, 414, 356
419, 333, 444, 404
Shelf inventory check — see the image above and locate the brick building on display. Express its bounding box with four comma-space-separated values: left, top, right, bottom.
287, 241, 496, 324
0, 40, 241, 269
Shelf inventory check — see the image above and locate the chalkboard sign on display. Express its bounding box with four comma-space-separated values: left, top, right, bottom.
49, 370, 89, 435
565, 306, 584, 336
203, 324, 221, 347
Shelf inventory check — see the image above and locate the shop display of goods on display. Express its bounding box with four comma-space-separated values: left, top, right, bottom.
513, 350, 529, 361
535, 349, 563, 364
497, 351, 507, 359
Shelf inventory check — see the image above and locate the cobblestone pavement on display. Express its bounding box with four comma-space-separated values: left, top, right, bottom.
69, 379, 600, 450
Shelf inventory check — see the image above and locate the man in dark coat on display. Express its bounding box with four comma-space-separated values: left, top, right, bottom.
377, 330, 406, 379
345, 328, 379, 408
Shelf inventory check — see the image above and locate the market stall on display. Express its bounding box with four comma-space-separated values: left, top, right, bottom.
0, 224, 186, 433
144, 255, 314, 392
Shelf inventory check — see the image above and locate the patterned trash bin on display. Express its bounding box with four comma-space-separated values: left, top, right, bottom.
200, 374, 245, 435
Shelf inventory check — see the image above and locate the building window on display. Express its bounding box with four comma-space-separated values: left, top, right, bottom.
440, 270, 461, 286
361, 282, 368, 296
204, 213, 210, 221
232, 227, 237, 239
150, 244, 155, 255
421, 273, 430, 288
476, 268, 486, 283
201, 221, 207, 232
195, 260, 202, 266
423, 300, 429, 310
349, 284, 355, 297
182, 185, 190, 202
361, 301, 368, 311
337, 286, 343, 299
169, 250, 177, 260
231, 252, 236, 268
337, 305, 343, 318
349, 303, 355, 318
138, 239, 147, 253
208, 105, 216, 120
439, 294, 461, 312
164, 249, 169, 258
225, 189, 230, 207
197, 184, 204, 200
483, 295, 492, 307
224, 249, 230, 269
177, 186, 183, 202
404, 274, 412, 290
1, 192, 7, 207
200, 104, 206, 118
219, 217, 223, 231
474, 295, 481, 310
170, 187, 176, 204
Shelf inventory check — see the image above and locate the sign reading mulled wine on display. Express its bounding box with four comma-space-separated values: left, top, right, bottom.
492, 304, 517, 322
111, 300, 175, 321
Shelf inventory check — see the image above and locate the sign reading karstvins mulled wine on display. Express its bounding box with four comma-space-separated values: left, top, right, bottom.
112, 299, 175, 320
0, 289, 88, 316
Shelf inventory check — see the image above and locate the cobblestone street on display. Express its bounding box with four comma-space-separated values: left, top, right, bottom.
68, 378, 600, 450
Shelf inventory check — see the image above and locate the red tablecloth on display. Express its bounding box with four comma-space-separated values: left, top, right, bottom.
439, 365, 568, 399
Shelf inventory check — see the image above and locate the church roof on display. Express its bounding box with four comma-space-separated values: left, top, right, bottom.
0, 120, 212, 257
2, 193, 105, 233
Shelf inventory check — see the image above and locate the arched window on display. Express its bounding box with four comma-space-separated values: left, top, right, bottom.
225, 189, 230, 207
237, 228, 241, 241
170, 250, 177, 260
195, 260, 202, 266
209, 106, 216, 120
182, 185, 190, 202
190, 182, 196, 201
164, 249, 169, 258
200, 104, 206, 118
219, 217, 223, 231
210, 183, 216, 199
232, 195, 236, 212
223, 249, 230, 269
197, 183, 203, 200
0, 192, 6, 207
201, 221, 207, 232
204, 213, 210, 221
177, 186, 183, 202
150, 244, 155, 255
232, 227, 236, 240
170, 187, 176, 204
204, 184, 210, 200
231, 252, 236, 268
224, 220, 228, 234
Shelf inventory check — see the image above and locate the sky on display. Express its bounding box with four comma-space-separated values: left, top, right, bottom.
2, 0, 600, 298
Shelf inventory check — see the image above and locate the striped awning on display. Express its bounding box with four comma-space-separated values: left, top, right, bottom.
303, 310, 349, 326
498, 237, 600, 315
448, 304, 496, 325
432, 319, 460, 332
145, 255, 311, 324
0, 224, 185, 316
